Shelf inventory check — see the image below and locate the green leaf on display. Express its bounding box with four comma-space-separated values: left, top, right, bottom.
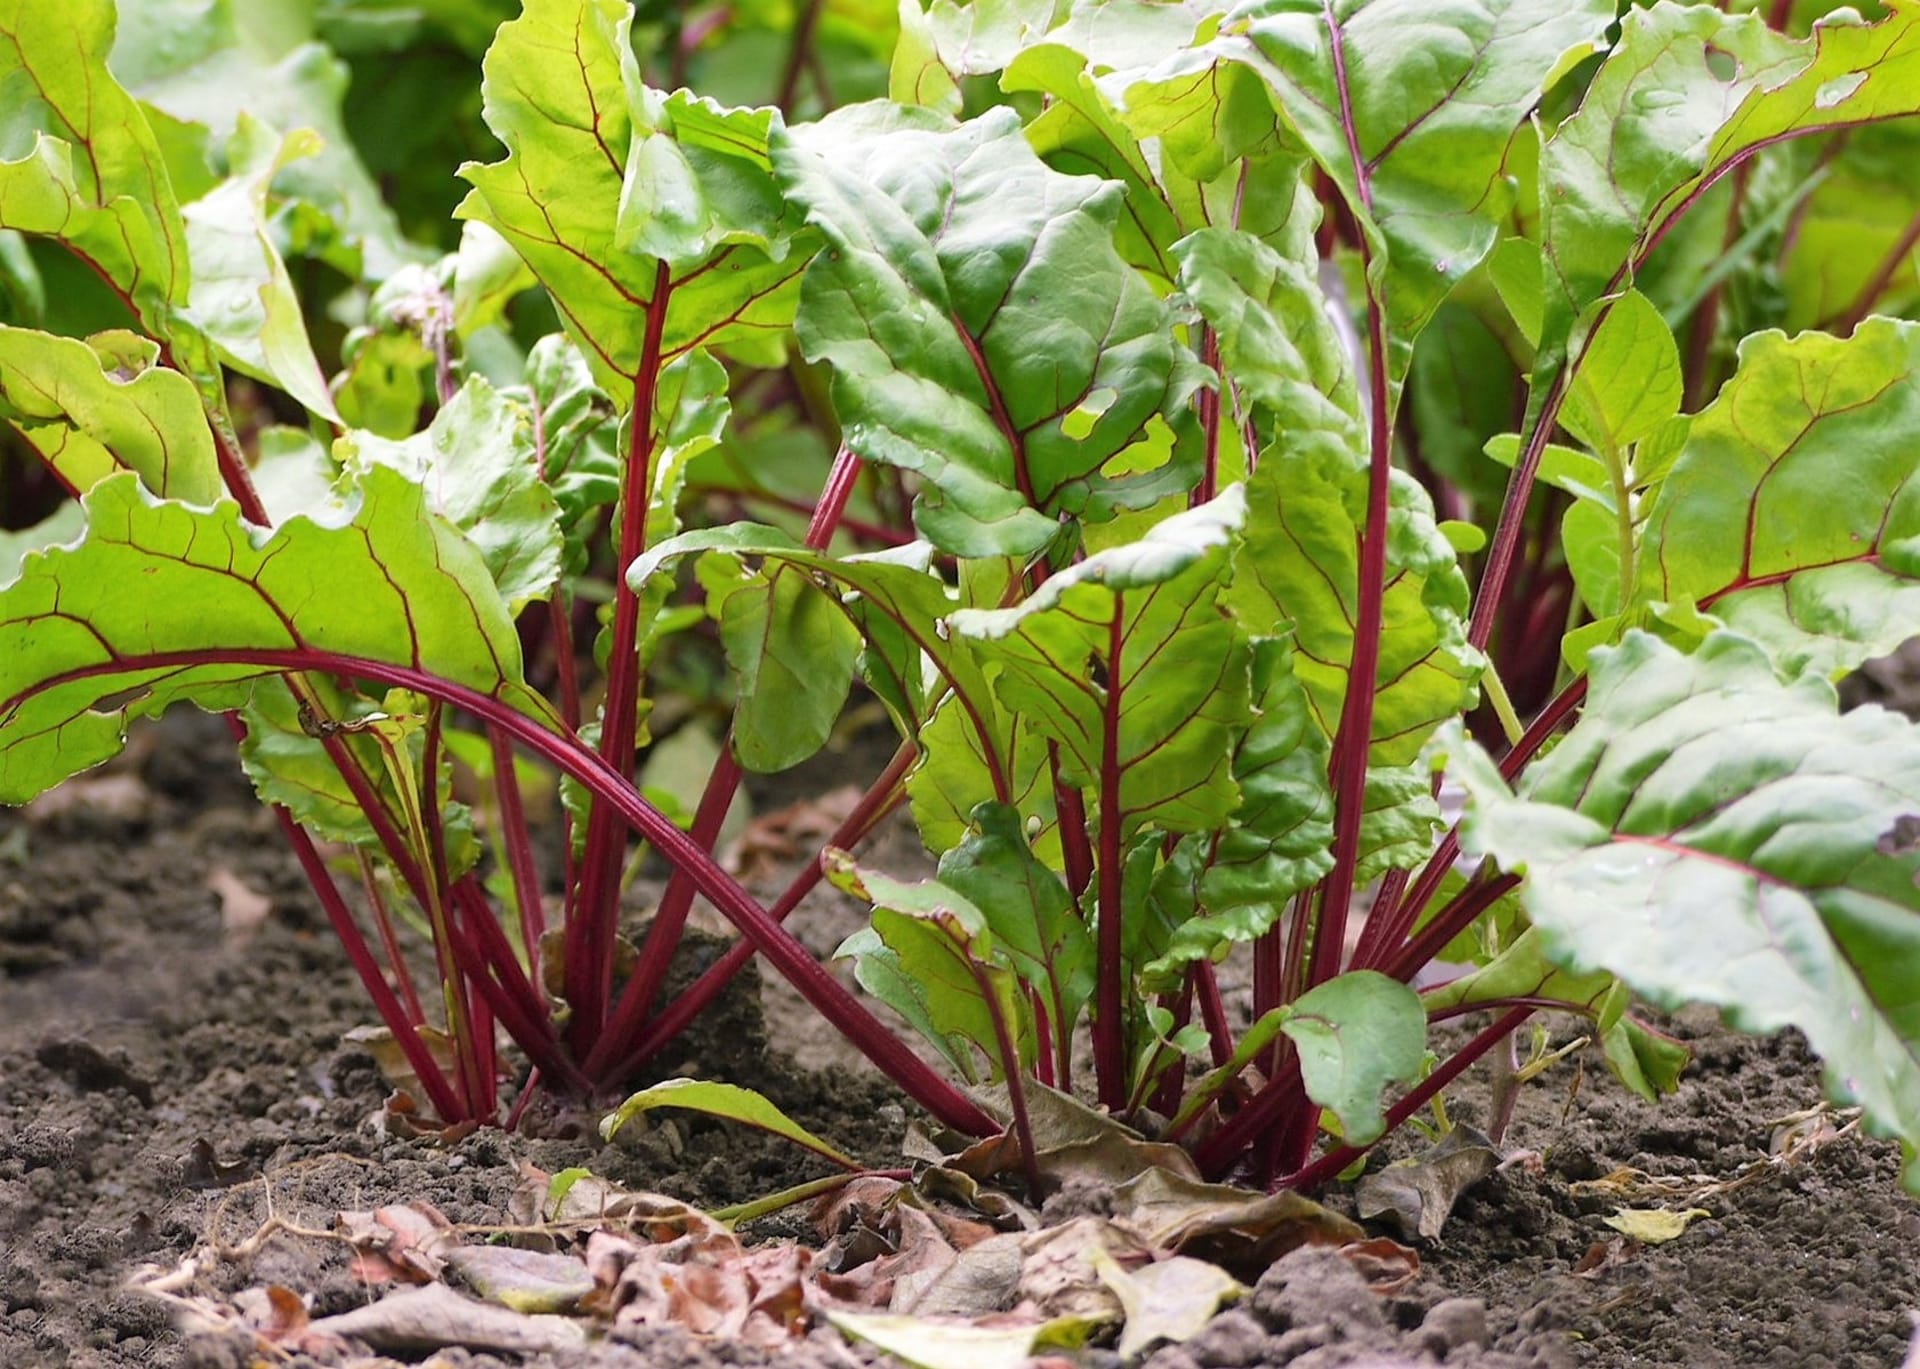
1633, 319, 1920, 678
1281, 970, 1427, 1146
1229, 449, 1481, 767
628, 523, 1034, 851
109, 0, 420, 278
0, 0, 190, 333
694, 552, 863, 772
1538, 3, 1920, 354
1422, 926, 1684, 1101
0, 501, 83, 588
0, 327, 219, 503
1173, 226, 1364, 470
935, 801, 1093, 1048
458, 2, 808, 399
1442, 630, 1920, 1192
829, 850, 1029, 1080
0, 467, 541, 803
340, 375, 564, 612
1561, 289, 1682, 456
1408, 301, 1523, 514
519, 335, 619, 572
776, 103, 1204, 555
178, 117, 338, 420
1355, 762, 1444, 885
1224, 0, 1612, 366
1191, 636, 1335, 914
600, 1077, 862, 1170
950, 489, 1252, 837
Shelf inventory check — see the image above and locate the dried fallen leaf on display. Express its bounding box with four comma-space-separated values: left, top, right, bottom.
1016, 1218, 1145, 1325
1355, 1126, 1499, 1243
825, 1308, 1098, 1369
305, 1282, 586, 1355
1092, 1246, 1243, 1361
953, 1083, 1199, 1190
723, 786, 861, 883
1336, 1237, 1422, 1296
206, 866, 272, 945
1107, 1165, 1363, 1273
1601, 1207, 1710, 1245
24, 772, 152, 823
1571, 1235, 1641, 1278
445, 1246, 596, 1313
339, 1203, 458, 1285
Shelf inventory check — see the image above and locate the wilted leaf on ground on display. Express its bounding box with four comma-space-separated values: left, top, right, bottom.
1107, 1165, 1365, 1273
601, 1078, 862, 1171
951, 1082, 1199, 1189
1093, 1246, 1243, 1361
587, 1229, 811, 1346
825, 1307, 1099, 1369
338, 1203, 457, 1286
1602, 1207, 1710, 1246
1354, 1126, 1500, 1243
206, 867, 271, 945
444, 1247, 596, 1314
306, 1282, 587, 1356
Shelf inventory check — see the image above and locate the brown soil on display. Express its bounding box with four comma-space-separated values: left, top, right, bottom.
2, 711, 1916, 1369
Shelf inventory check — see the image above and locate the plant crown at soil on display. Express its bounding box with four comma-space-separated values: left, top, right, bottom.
1, 0, 1918, 1191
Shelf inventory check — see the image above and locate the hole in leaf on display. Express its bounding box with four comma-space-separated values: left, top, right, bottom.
95, 685, 150, 713
1063, 386, 1119, 440
1704, 46, 1737, 80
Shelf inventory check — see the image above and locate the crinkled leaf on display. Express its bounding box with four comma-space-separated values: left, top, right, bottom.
519, 335, 620, 567
0, 468, 542, 803
340, 375, 563, 612
1539, 3, 1920, 356
1191, 636, 1335, 912
628, 523, 1033, 851
1634, 319, 1920, 679
776, 103, 1204, 556
458, 1, 807, 398
1223, 0, 1612, 369
601, 1078, 861, 1170
179, 117, 338, 420
1442, 631, 1920, 1192
1173, 226, 1363, 468
0, 326, 219, 503
950, 489, 1251, 837
830, 851, 1029, 1080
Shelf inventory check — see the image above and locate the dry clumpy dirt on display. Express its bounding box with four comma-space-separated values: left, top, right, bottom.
2, 708, 1918, 1369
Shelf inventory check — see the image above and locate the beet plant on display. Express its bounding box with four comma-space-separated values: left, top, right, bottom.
2, 0, 1919, 1195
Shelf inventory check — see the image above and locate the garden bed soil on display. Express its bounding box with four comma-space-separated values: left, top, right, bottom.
2, 712, 1917, 1369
